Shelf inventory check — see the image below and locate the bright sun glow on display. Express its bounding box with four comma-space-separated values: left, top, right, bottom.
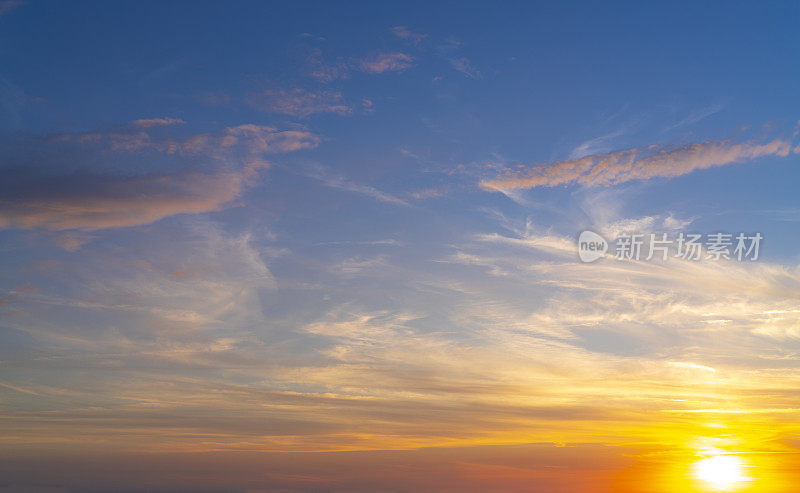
693, 455, 750, 491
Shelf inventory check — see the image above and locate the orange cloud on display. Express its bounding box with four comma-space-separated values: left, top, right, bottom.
481, 137, 796, 191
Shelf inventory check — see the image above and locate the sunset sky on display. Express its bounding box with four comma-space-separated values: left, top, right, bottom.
2, 1, 800, 492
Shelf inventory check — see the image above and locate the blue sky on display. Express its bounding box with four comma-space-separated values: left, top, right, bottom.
2, 1, 800, 492
5, 1, 799, 257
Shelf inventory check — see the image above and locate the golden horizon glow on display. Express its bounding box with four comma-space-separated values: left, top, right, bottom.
3, 3, 800, 491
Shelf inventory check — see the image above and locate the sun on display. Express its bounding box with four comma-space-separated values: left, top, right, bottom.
692, 455, 750, 491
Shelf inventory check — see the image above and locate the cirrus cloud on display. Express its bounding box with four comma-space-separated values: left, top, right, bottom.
481, 136, 797, 191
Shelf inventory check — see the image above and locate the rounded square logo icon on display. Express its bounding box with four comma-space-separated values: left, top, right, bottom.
578, 231, 608, 262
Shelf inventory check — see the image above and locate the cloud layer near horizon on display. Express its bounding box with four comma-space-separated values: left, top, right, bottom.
481, 137, 797, 191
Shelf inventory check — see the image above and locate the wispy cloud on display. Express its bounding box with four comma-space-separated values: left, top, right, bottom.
303, 47, 416, 81
303, 47, 351, 82
51, 231, 95, 251
664, 103, 726, 132
359, 52, 414, 74
482, 136, 796, 191
449, 57, 481, 79
305, 165, 409, 206
475, 225, 800, 341
133, 117, 186, 127
0, 124, 320, 230
246, 87, 352, 117
569, 128, 627, 159
391, 26, 426, 46
434, 37, 481, 80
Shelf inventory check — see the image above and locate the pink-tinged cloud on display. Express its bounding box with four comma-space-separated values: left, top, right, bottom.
133, 117, 186, 127
359, 52, 414, 74
391, 26, 426, 45
481, 137, 796, 191
0, 124, 320, 231
223, 124, 322, 154
54, 123, 320, 156
303, 47, 351, 82
246, 88, 352, 118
